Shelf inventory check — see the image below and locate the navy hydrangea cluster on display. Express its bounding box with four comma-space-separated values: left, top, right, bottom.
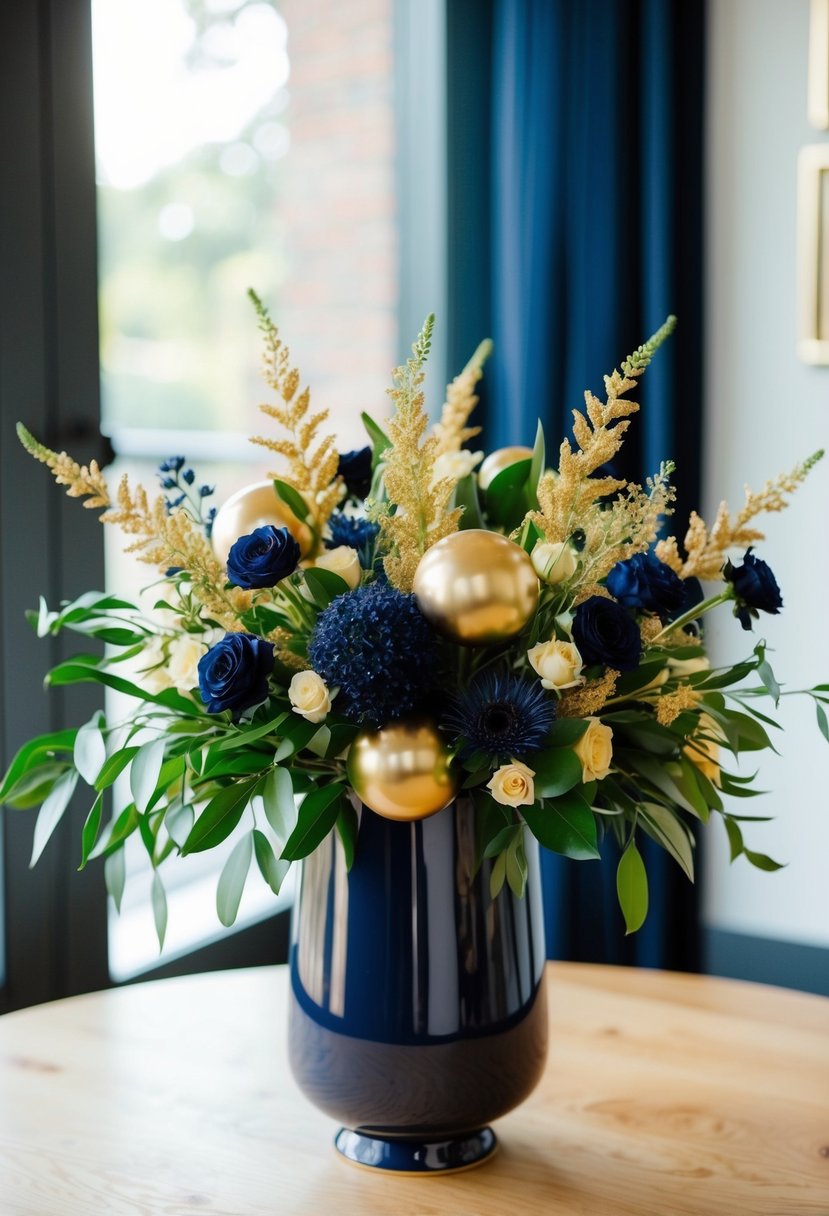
443, 671, 556, 761
157, 456, 217, 538
309, 582, 439, 725
325, 512, 380, 568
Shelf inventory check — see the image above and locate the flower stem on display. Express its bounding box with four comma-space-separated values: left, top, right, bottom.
651, 588, 734, 642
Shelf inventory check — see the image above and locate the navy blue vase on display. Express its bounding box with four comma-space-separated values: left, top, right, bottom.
288, 796, 548, 1173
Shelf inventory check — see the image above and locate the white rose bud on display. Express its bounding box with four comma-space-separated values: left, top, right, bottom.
527, 639, 584, 690
531, 541, 577, 585
573, 718, 614, 783
288, 671, 332, 724
430, 449, 484, 487
314, 545, 361, 590
487, 760, 535, 808
167, 634, 207, 692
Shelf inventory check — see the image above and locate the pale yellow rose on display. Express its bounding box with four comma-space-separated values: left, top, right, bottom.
487, 760, 535, 807
683, 713, 721, 786
531, 541, 577, 585
667, 654, 711, 680
573, 718, 614, 782
314, 546, 361, 590
430, 449, 484, 487
527, 639, 584, 690
289, 671, 332, 724
167, 635, 207, 692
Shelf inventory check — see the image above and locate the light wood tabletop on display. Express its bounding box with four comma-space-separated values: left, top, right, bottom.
0, 962, 826, 1215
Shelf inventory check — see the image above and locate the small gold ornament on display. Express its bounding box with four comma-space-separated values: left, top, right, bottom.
347, 717, 458, 821
211, 481, 313, 564
478, 445, 533, 492
413, 530, 539, 645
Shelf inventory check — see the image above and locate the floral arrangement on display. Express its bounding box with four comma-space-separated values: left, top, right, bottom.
3, 295, 826, 944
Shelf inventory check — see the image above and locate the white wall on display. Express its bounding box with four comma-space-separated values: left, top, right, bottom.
704, 0, 829, 948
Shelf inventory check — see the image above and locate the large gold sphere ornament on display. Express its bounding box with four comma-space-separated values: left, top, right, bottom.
478, 445, 533, 492
211, 481, 313, 565
347, 717, 459, 822
413, 530, 539, 645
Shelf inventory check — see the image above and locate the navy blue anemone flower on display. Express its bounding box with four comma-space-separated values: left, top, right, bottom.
443, 671, 556, 761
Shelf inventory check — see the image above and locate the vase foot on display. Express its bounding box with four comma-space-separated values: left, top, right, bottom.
334, 1126, 497, 1174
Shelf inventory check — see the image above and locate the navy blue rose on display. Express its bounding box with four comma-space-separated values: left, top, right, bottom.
198, 633, 274, 715
572, 596, 641, 672
226, 525, 300, 589
723, 549, 783, 630
338, 447, 373, 499
606, 552, 685, 619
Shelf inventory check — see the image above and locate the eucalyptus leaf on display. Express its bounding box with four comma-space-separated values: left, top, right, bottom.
0, 729, 77, 803
216, 832, 253, 927
30, 770, 79, 867
73, 714, 107, 785
280, 784, 344, 861
151, 871, 168, 950
130, 738, 166, 814
262, 767, 297, 844
104, 849, 126, 913
253, 828, 290, 894
816, 702, 829, 745
616, 840, 648, 934
79, 793, 104, 869
181, 779, 258, 854
165, 803, 195, 849
94, 747, 140, 791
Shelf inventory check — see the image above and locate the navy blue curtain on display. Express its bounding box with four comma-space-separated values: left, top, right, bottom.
477, 0, 706, 969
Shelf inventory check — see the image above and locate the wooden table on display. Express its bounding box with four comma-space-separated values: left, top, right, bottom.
0, 963, 826, 1215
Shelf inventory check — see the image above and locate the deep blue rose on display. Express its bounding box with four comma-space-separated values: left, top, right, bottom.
198, 633, 274, 715
606, 552, 685, 619
723, 549, 783, 630
338, 446, 373, 499
226, 525, 300, 589
572, 596, 642, 672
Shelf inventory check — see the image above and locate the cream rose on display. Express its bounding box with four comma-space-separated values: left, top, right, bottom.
573, 718, 614, 782
167, 635, 207, 692
667, 654, 711, 680
135, 638, 173, 694
683, 713, 721, 786
289, 671, 332, 724
314, 546, 361, 590
527, 639, 584, 690
531, 541, 577, 585
430, 449, 484, 487
487, 760, 535, 807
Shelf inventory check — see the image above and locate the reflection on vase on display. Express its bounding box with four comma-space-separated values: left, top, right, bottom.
288, 797, 548, 1173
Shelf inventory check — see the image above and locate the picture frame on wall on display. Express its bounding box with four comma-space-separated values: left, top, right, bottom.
797, 144, 829, 365
809, 0, 829, 129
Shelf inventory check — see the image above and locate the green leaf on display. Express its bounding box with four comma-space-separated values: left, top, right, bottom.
30, 770, 78, 867
530, 748, 583, 799
280, 783, 344, 861
46, 658, 200, 716
545, 718, 590, 748
484, 458, 533, 529
79, 793, 104, 869
472, 794, 513, 874
261, 767, 297, 844
0, 729, 77, 803
216, 832, 253, 927
361, 411, 392, 461
754, 644, 781, 706
273, 716, 319, 761
489, 851, 507, 899
455, 473, 484, 530
165, 803, 195, 849
130, 739, 166, 814
723, 816, 744, 862
272, 478, 309, 522
743, 847, 785, 872
522, 791, 599, 860
181, 779, 258, 854
94, 746, 140, 792
151, 871, 167, 950
637, 802, 695, 881
1, 763, 70, 809
483, 823, 521, 859
73, 714, 107, 785
505, 830, 528, 897
253, 828, 290, 894
622, 751, 707, 819
617, 841, 648, 934
303, 567, 350, 608
335, 801, 359, 871
104, 850, 126, 913
212, 716, 287, 753
91, 803, 140, 859
527, 420, 546, 507
816, 702, 829, 745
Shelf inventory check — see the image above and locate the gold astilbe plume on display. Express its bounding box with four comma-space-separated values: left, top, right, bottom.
432, 338, 492, 455
574, 463, 677, 586
247, 290, 342, 541
655, 684, 700, 726
102, 478, 252, 630
17, 423, 111, 509
656, 449, 825, 580
267, 627, 310, 672
376, 315, 463, 591
524, 317, 677, 551
558, 669, 619, 718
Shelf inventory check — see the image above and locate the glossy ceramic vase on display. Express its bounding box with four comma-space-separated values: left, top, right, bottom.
287, 796, 548, 1173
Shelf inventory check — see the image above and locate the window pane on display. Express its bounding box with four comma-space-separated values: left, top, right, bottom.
91, 0, 397, 974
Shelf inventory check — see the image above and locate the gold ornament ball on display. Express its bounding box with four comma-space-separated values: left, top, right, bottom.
211, 481, 313, 565
347, 717, 459, 822
413, 529, 539, 646
478, 445, 533, 492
